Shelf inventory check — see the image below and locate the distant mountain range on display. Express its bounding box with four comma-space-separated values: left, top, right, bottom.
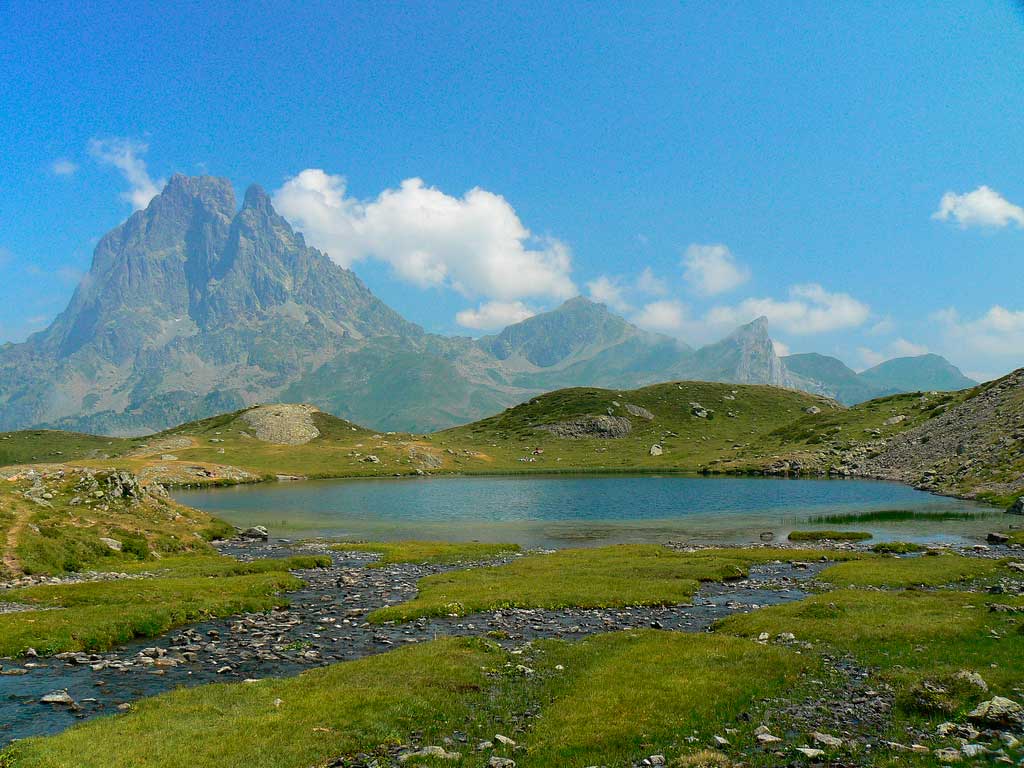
0, 175, 977, 435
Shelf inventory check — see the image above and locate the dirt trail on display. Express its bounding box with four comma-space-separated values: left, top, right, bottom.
2, 499, 29, 577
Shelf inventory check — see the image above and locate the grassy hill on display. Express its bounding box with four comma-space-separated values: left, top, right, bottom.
2, 371, 1021, 506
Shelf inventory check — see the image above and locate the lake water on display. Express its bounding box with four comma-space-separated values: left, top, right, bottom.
174, 475, 1000, 547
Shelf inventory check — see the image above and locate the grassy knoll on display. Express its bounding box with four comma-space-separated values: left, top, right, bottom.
870, 541, 926, 554
817, 552, 1009, 588
438, 381, 838, 473
4, 631, 810, 768
0, 556, 324, 657
0, 468, 236, 577
718, 588, 1024, 708
330, 540, 521, 567
0, 430, 141, 468
787, 529, 872, 542
369, 545, 859, 623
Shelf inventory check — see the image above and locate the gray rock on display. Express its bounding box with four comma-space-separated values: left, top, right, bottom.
240, 526, 269, 541
1008, 497, 1024, 515
649, 444, 663, 457
99, 537, 123, 552
400, 746, 461, 762
624, 403, 655, 420
536, 415, 632, 439
967, 696, 1024, 727
987, 532, 1010, 544
40, 689, 75, 705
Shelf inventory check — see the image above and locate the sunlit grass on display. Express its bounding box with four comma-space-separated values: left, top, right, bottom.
330, 540, 520, 567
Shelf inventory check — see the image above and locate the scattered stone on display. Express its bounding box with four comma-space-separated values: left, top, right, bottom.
987, 532, 1010, 545
400, 746, 461, 762
795, 746, 824, 758
810, 731, 843, 748
1007, 497, 1024, 515
488, 758, 515, 768
240, 526, 269, 541
624, 403, 655, 420
536, 415, 632, 439
99, 537, 123, 552
954, 670, 988, 692
494, 734, 515, 747
649, 444, 663, 457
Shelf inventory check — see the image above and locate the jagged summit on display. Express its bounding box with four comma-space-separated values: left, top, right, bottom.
0, 174, 977, 434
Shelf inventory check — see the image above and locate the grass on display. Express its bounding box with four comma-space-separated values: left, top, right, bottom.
0, 430, 140, 468
522, 631, 809, 766
4, 631, 810, 768
871, 541, 926, 554
0, 555, 325, 656
816, 552, 1008, 588
369, 545, 859, 623
330, 540, 521, 567
1, 468, 235, 577
806, 509, 982, 524
717, 588, 1024, 708
787, 529, 872, 542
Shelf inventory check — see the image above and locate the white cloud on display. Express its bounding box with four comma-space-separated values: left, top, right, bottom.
857, 346, 886, 368
455, 300, 535, 331
586, 275, 632, 313
933, 305, 1024, 359
88, 137, 164, 209
636, 266, 667, 296
682, 243, 750, 296
705, 284, 870, 335
632, 300, 687, 335
868, 318, 895, 336
772, 339, 791, 357
50, 159, 78, 176
932, 186, 1024, 229
273, 169, 575, 302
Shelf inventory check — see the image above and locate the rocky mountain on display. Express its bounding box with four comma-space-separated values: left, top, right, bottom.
0, 174, 978, 435
783, 352, 977, 405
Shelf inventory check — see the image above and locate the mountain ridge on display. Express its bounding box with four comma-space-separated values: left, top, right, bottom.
0, 174, 975, 434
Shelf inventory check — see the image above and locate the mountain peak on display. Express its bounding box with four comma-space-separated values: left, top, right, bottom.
729, 315, 770, 339
160, 174, 236, 214
242, 183, 273, 212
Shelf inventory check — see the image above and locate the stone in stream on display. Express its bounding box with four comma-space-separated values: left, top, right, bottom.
1007, 496, 1024, 515
40, 690, 76, 706
240, 526, 269, 541
986, 532, 1009, 545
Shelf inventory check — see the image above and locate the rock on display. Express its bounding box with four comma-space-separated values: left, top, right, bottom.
40, 689, 75, 705
961, 744, 988, 758
536, 415, 632, 439
362, 455, 381, 464
987, 532, 1010, 545
99, 537, 123, 551
967, 696, 1024, 727
954, 670, 988, 692
1007, 562, 1024, 573
494, 734, 515, 747
795, 747, 824, 758
400, 746, 461, 762
644, 756, 665, 766
934, 748, 962, 763
1008, 497, 1024, 515
883, 414, 906, 426
712, 735, 730, 746
488, 758, 515, 768
805, 406, 821, 415
810, 731, 843, 748
690, 403, 711, 419
240, 404, 321, 445
649, 444, 663, 457
624, 403, 655, 420
759, 531, 775, 542
240, 526, 269, 541
756, 732, 783, 745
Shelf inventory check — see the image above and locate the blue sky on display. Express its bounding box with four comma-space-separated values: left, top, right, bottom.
1, 1, 1023, 380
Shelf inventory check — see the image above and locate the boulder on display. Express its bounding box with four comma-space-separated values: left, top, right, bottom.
967, 696, 1024, 727
240, 526, 269, 541
649, 444, 663, 457
986, 532, 1009, 545
624, 403, 655, 420
536, 415, 632, 439
1008, 497, 1024, 515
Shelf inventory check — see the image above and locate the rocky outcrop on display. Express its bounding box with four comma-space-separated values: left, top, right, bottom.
535, 415, 632, 439
240, 404, 321, 445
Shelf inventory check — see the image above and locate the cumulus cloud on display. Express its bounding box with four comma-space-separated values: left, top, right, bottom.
932, 186, 1024, 229
586, 275, 632, 313
705, 284, 870, 335
682, 243, 750, 296
632, 300, 687, 335
933, 305, 1024, 358
636, 266, 667, 296
456, 300, 536, 331
273, 169, 576, 302
50, 159, 78, 176
88, 137, 163, 209
772, 339, 791, 357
